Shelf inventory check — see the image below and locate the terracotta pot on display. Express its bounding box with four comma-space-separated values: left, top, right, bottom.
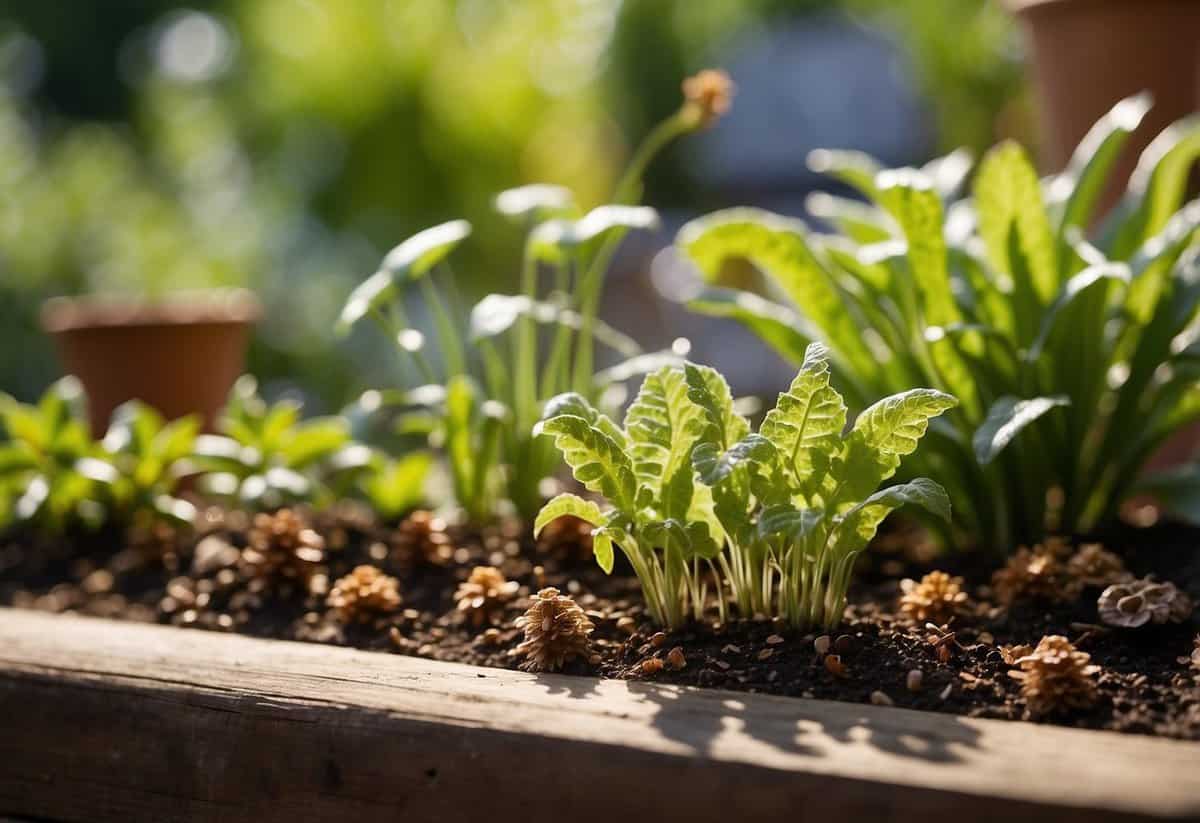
1007, 0, 1200, 207
40, 290, 260, 434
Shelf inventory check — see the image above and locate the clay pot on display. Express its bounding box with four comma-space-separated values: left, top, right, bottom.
1007, 0, 1200, 209
41, 290, 260, 434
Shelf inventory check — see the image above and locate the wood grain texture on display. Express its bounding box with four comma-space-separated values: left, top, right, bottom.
0, 608, 1197, 823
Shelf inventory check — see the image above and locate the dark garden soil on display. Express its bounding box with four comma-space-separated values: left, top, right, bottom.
2, 505, 1198, 741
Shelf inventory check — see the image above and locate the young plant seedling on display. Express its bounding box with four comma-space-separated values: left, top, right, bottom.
688, 343, 956, 629
194, 376, 372, 511
533, 368, 722, 629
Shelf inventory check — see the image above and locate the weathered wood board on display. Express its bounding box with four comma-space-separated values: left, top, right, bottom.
0, 608, 1197, 822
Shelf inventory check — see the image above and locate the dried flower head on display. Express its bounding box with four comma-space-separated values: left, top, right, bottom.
392, 510, 454, 568
454, 566, 520, 626
514, 587, 595, 672
240, 509, 325, 590
1097, 578, 1193, 628
682, 69, 734, 129
1066, 543, 1130, 588
991, 543, 1067, 605
1008, 635, 1100, 718
899, 571, 968, 623
327, 565, 402, 622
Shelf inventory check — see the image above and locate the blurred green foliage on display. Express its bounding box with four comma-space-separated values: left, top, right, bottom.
0, 0, 1024, 408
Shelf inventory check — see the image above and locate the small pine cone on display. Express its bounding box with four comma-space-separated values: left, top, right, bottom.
128, 517, 185, 569
1066, 543, 1130, 589
992, 544, 1069, 606
392, 510, 454, 568
899, 571, 968, 623
1098, 577, 1193, 628
240, 509, 325, 590
327, 565, 402, 622
454, 566, 519, 626
1008, 635, 1101, 718
514, 587, 595, 672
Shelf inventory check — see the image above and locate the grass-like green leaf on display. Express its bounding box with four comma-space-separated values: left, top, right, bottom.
973, 395, 1069, 465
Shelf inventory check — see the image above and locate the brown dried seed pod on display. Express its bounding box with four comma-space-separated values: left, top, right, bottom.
1098, 578, 1193, 628
991, 543, 1070, 606
391, 510, 454, 568
240, 509, 325, 591
454, 566, 520, 626
1008, 635, 1100, 718
899, 571, 969, 623
326, 565, 402, 622
514, 587, 595, 673
1065, 543, 1130, 589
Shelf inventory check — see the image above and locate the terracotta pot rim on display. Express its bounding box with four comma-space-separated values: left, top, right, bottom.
40, 289, 261, 333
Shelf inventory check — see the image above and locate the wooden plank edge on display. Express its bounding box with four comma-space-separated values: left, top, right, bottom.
0, 608, 1196, 823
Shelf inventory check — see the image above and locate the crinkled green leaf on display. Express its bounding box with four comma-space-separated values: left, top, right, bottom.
831, 478, 951, 557
534, 492, 606, 537
838, 388, 958, 503
759, 343, 847, 491
683, 362, 749, 451
536, 414, 637, 512
623, 366, 704, 501
757, 504, 823, 542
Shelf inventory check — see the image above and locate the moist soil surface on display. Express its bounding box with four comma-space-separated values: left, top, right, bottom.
2, 504, 1198, 740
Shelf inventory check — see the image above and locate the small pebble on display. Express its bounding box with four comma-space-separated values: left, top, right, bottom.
870, 690, 894, 707
907, 669, 924, 692
766, 634, 785, 645
721, 643, 742, 654
757, 648, 774, 661
616, 616, 637, 635
814, 635, 832, 655
834, 634, 855, 654
650, 632, 668, 648
667, 647, 687, 670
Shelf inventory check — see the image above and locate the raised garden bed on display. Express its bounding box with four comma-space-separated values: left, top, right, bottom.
2, 607, 1199, 823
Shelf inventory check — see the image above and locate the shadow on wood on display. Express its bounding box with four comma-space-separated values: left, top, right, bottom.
0, 609, 1197, 822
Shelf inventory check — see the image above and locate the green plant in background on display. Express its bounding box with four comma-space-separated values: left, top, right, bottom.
533, 372, 722, 629
687, 344, 954, 628
97, 400, 200, 529
338, 72, 730, 521
676, 95, 1200, 550
0, 377, 109, 534
357, 452, 431, 523
195, 376, 375, 511
533, 348, 954, 629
